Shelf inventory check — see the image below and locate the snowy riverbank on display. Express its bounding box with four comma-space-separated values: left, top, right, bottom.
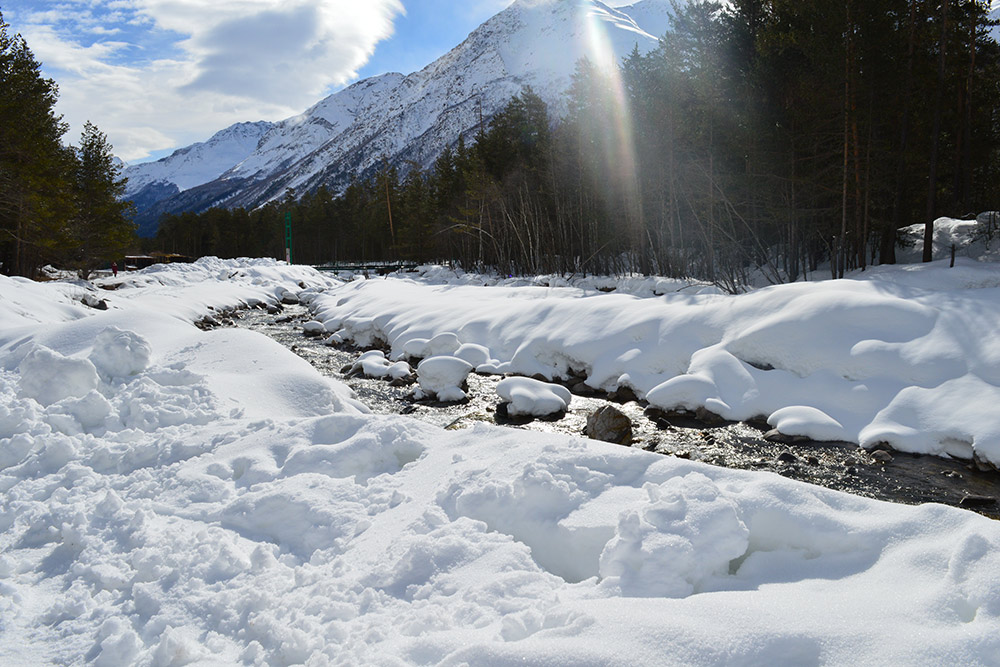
2, 257, 1000, 664
314, 256, 1000, 468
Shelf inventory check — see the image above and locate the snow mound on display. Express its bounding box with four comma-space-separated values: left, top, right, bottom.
496, 376, 572, 416
598, 473, 749, 598
415, 356, 473, 402
89, 327, 152, 379
18, 345, 99, 406
3, 257, 1000, 664
348, 350, 413, 380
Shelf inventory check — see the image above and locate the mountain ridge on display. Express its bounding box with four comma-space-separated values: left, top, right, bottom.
125, 0, 671, 235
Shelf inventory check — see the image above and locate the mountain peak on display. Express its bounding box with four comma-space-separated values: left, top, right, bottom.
125, 0, 673, 233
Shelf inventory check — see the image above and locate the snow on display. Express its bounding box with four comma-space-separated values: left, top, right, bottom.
124, 121, 273, 197
125, 0, 671, 220
415, 356, 474, 402
348, 350, 413, 381
496, 376, 572, 416
314, 232, 1000, 467
2, 253, 1000, 664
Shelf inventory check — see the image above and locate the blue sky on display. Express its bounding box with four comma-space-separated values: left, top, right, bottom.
5, 0, 518, 162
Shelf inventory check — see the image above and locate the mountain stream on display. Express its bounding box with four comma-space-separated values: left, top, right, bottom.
226, 304, 1000, 521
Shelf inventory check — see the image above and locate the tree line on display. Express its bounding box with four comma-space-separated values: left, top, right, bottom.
1, 12, 135, 279
152, 0, 998, 285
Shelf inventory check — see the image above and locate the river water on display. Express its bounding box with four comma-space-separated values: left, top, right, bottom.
225, 304, 1000, 520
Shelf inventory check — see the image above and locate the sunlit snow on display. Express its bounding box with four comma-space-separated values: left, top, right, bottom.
1, 248, 999, 664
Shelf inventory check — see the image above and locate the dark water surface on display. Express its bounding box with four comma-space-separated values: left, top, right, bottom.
228, 305, 1000, 520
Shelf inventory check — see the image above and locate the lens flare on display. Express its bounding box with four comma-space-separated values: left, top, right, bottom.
578, 1, 640, 204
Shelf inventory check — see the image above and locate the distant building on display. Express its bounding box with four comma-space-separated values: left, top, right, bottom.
124, 254, 193, 270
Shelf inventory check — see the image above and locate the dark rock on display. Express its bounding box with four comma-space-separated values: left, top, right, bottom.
81, 294, 108, 310
871, 449, 893, 464
745, 360, 775, 371
806, 456, 820, 466
586, 405, 633, 445
643, 406, 673, 429
764, 429, 810, 444
694, 406, 726, 424
280, 292, 300, 305
195, 315, 220, 330
266, 304, 281, 314
972, 454, 996, 473
608, 386, 639, 403
777, 451, 797, 464
959, 495, 997, 508
569, 380, 596, 396
389, 375, 415, 387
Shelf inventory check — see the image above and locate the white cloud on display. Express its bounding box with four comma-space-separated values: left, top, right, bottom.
18, 0, 404, 161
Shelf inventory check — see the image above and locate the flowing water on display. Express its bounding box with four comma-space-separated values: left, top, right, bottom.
224, 304, 1000, 520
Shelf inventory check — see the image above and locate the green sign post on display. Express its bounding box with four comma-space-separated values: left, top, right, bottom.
284, 212, 292, 264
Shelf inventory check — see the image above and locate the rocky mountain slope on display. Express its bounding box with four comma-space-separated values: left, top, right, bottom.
125, 0, 671, 235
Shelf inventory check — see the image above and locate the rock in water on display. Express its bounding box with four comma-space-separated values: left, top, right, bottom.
415, 356, 473, 402
495, 376, 572, 417
871, 449, 893, 464
587, 405, 633, 445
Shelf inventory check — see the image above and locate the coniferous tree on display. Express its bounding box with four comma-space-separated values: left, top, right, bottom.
0, 11, 74, 277
71, 121, 136, 277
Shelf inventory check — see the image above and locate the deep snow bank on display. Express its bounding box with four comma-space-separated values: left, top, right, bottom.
2, 257, 1000, 665
312, 257, 1000, 466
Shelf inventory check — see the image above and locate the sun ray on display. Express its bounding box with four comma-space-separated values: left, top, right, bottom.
578, 1, 641, 209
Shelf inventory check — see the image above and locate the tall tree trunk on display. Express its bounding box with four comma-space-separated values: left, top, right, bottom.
889, 0, 919, 265
925, 0, 950, 262
840, 0, 851, 279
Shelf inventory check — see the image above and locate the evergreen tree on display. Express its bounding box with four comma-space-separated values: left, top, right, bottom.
71, 121, 136, 277
0, 11, 74, 277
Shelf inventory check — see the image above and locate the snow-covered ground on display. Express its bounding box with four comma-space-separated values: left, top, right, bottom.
2, 250, 1000, 665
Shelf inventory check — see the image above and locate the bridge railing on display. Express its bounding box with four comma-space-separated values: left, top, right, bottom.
313, 260, 420, 275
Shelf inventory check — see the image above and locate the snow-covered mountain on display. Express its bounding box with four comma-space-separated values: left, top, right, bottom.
125, 0, 670, 234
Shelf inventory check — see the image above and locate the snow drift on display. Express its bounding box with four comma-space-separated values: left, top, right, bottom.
1, 256, 999, 665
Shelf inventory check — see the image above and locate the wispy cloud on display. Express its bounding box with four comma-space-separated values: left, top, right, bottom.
13, 0, 404, 161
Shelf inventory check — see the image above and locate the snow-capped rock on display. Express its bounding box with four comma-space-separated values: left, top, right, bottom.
496, 376, 572, 417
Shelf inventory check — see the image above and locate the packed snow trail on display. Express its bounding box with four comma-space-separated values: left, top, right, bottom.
1, 257, 999, 665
